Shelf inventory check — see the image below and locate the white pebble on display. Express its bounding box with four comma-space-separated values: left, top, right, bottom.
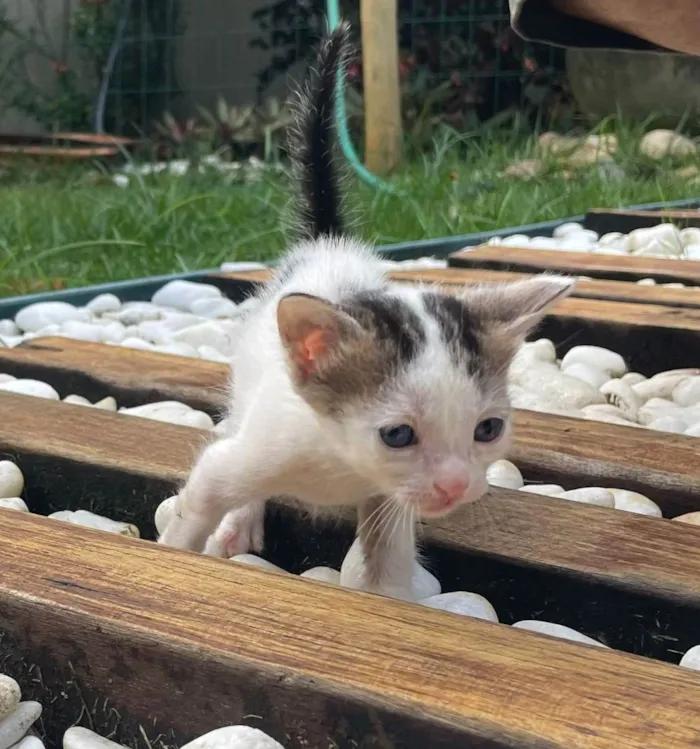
151, 280, 222, 311
120, 337, 154, 351
63, 394, 91, 406
12, 735, 44, 749
0, 380, 59, 400
0, 702, 42, 749
198, 345, 231, 363
599, 379, 642, 420
189, 297, 239, 318
86, 294, 121, 315
0, 676, 20, 721
300, 567, 341, 585
15, 302, 84, 333
0, 463, 23, 499
647, 415, 687, 434
0, 498, 28, 512
0, 376, 15, 384
680, 644, 700, 671
553, 222, 584, 238
0, 321, 18, 336
420, 591, 498, 622
152, 342, 200, 358
229, 554, 288, 574
119, 401, 214, 429
106, 304, 161, 325
59, 321, 105, 343
608, 489, 662, 517
561, 362, 609, 389
672, 511, 700, 525
519, 484, 565, 496
581, 404, 635, 423
486, 460, 523, 489
598, 231, 624, 246
65, 510, 140, 537
620, 372, 646, 386
94, 396, 117, 411
181, 726, 285, 749
512, 620, 608, 648
560, 346, 627, 377
637, 277, 657, 286
559, 487, 615, 508
170, 321, 240, 355
500, 234, 531, 246
413, 562, 441, 600
155, 496, 177, 535
63, 727, 127, 749
219, 261, 268, 272
672, 376, 700, 407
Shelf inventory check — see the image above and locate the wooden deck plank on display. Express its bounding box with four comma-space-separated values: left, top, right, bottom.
5, 507, 700, 749
3, 338, 700, 517
210, 267, 700, 309
447, 244, 700, 286
3, 390, 700, 612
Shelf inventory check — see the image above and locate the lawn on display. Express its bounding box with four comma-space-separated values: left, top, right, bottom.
0, 125, 698, 297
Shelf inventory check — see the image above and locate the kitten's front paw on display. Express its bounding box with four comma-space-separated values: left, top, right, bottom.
204, 503, 265, 558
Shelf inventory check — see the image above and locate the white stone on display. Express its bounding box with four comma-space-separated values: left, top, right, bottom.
152, 342, 200, 358
118, 402, 214, 430
672, 376, 700, 407
12, 736, 44, 749
599, 379, 642, 420
0, 321, 18, 336
63, 394, 92, 406
560, 346, 627, 377
0, 380, 59, 400
553, 222, 585, 238
420, 591, 498, 622
413, 563, 441, 600
672, 511, 700, 525
0, 376, 15, 384
637, 277, 657, 285
0, 676, 20, 721
59, 321, 105, 343
684, 243, 700, 260
48, 510, 74, 521
170, 321, 239, 355
517, 338, 557, 363
683, 422, 700, 437
598, 232, 624, 247
486, 460, 524, 489
500, 234, 531, 247
681, 228, 700, 246
181, 726, 285, 749
63, 727, 127, 749
633, 238, 683, 258
0, 463, 24, 499
86, 294, 121, 315
151, 280, 222, 311
581, 404, 635, 423
510, 368, 605, 410
0, 702, 42, 749
105, 303, 162, 325
94, 397, 117, 411
512, 620, 608, 648
229, 554, 288, 574
608, 489, 662, 517
219, 261, 268, 272
15, 302, 84, 333
300, 566, 341, 585
647, 415, 687, 434
519, 484, 565, 496
155, 496, 177, 535
135, 315, 201, 345
561, 362, 609, 389
120, 337, 154, 351
680, 644, 700, 671
189, 297, 239, 318
559, 487, 615, 508
639, 129, 696, 160
620, 372, 646, 386
0, 337, 22, 348
67, 510, 140, 537
0, 498, 28, 512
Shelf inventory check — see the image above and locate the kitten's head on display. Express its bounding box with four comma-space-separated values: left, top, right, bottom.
277, 274, 574, 518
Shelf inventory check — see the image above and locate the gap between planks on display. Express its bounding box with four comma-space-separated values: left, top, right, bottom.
4, 507, 700, 748
3, 390, 700, 610
2, 337, 700, 517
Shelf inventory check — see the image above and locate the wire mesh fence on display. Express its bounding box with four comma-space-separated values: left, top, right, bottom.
0, 0, 567, 141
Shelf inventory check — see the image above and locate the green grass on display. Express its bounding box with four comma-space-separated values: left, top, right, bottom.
0, 123, 698, 297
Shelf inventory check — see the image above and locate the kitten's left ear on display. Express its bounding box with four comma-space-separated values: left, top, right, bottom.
466, 275, 575, 339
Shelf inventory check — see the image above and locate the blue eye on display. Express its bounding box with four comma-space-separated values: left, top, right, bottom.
474, 417, 505, 443
379, 425, 417, 448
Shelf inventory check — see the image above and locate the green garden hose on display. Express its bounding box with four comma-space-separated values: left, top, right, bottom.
325, 0, 402, 194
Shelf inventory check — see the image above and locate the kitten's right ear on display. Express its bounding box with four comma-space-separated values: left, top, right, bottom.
277, 293, 362, 381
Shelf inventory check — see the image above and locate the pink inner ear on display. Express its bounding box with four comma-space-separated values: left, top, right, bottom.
292, 325, 333, 380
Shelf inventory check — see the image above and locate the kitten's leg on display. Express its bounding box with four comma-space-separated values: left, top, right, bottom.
158, 436, 268, 553
203, 501, 266, 558
340, 496, 417, 601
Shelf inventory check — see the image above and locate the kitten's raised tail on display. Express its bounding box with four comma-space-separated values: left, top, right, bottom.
289, 21, 351, 241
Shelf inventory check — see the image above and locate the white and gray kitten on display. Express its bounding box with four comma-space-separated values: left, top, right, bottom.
158, 22, 575, 600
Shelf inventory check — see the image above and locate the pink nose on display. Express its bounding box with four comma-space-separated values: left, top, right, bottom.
433, 476, 469, 504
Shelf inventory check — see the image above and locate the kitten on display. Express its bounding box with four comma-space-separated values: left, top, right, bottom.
158, 22, 575, 599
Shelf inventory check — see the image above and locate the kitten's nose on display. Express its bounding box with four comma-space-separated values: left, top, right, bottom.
433, 476, 469, 503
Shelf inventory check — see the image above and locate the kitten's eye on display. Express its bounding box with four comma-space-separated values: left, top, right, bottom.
474, 417, 505, 443
379, 424, 417, 448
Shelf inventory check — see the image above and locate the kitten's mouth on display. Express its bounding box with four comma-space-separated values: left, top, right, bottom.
417, 497, 463, 518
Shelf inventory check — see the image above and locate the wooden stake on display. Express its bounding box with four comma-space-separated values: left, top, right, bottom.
360, 0, 403, 174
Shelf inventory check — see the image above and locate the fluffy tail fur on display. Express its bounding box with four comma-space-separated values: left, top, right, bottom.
288, 21, 351, 241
